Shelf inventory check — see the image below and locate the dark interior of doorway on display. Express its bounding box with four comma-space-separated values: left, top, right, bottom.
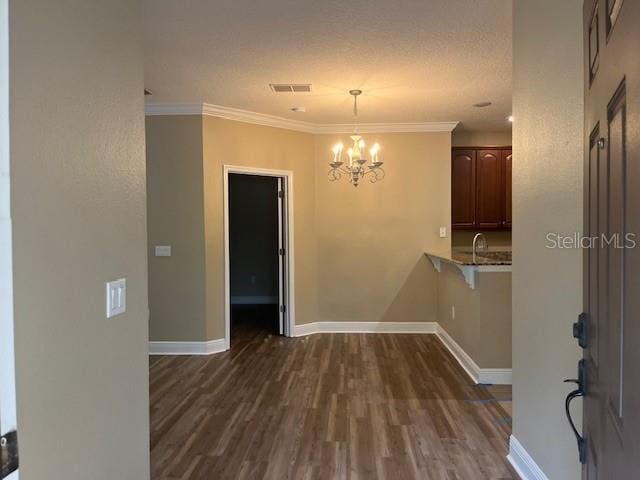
229, 173, 280, 342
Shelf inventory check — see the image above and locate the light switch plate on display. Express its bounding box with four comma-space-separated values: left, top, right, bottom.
106, 278, 126, 318
155, 245, 171, 257
439, 227, 447, 238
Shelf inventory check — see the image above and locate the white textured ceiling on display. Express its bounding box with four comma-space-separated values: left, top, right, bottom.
142, 0, 512, 131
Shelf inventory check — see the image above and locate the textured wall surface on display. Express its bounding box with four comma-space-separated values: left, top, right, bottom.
142, 0, 512, 130
202, 117, 318, 339
314, 133, 450, 325
146, 115, 206, 342
146, 118, 454, 341
512, 1, 584, 478
10, 0, 150, 478
451, 129, 512, 147
437, 263, 511, 368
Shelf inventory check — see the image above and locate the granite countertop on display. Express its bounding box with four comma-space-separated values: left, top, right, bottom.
425, 249, 512, 266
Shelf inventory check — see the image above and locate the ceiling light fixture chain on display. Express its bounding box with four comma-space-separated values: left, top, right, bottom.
352, 90, 359, 117
328, 90, 385, 187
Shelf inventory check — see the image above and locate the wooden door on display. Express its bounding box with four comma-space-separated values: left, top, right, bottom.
451, 149, 476, 228
580, 0, 640, 478
475, 150, 502, 228
503, 150, 512, 228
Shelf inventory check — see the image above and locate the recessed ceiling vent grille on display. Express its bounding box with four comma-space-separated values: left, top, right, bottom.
269, 83, 312, 93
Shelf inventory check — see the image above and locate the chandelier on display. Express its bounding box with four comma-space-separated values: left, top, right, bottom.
329, 90, 385, 187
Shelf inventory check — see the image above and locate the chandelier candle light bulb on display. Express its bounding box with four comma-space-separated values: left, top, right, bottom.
332, 142, 344, 164
370, 143, 381, 165
328, 90, 386, 187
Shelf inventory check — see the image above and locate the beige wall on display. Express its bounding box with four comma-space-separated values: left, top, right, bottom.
146, 116, 206, 341
147, 120, 453, 340
451, 129, 512, 147
314, 133, 450, 324
437, 263, 511, 368
202, 117, 318, 339
10, 1, 149, 478
513, 1, 583, 478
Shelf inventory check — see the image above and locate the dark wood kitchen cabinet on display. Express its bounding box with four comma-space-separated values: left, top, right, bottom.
451, 149, 476, 228
503, 149, 512, 228
451, 146, 512, 230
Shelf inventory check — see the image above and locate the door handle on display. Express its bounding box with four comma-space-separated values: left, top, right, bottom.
564, 359, 586, 464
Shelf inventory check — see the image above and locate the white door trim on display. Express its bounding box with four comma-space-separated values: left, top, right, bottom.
223, 165, 295, 349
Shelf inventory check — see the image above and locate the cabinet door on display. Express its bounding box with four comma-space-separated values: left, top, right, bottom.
503, 150, 512, 228
451, 149, 476, 228
476, 150, 503, 228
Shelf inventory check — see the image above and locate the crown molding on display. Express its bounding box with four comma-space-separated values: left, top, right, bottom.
144, 103, 204, 116
312, 122, 459, 134
144, 102, 459, 134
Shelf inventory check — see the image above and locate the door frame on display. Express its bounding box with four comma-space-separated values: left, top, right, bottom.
1, 0, 19, 476
223, 165, 295, 349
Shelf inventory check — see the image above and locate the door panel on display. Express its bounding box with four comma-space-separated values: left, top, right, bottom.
475, 150, 502, 228
589, 2, 599, 84
582, 0, 639, 478
451, 149, 476, 228
587, 128, 600, 370
606, 0, 623, 34
605, 82, 625, 426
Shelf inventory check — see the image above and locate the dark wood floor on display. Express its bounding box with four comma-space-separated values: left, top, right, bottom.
150, 329, 516, 479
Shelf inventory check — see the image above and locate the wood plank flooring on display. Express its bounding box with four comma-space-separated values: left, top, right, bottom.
150, 330, 516, 480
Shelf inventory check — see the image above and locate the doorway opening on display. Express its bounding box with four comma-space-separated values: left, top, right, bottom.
223, 166, 294, 349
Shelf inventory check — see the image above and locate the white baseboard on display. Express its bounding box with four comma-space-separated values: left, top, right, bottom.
294, 321, 438, 336
148, 324, 511, 385
149, 338, 227, 355
479, 368, 513, 385
231, 295, 277, 305
507, 435, 549, 480
436, 324, 512, 385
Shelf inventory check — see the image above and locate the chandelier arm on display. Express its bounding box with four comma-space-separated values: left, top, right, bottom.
327, 168, 342, 181
369, 168, 386, 183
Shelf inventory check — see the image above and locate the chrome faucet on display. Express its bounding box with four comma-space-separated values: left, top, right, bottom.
472, 232, 488, 263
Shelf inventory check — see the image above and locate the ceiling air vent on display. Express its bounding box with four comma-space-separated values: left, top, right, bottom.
269, 83, 312, 93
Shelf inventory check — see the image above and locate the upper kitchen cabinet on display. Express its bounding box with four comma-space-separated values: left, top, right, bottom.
476, 150, 503, 228
451, 149, 476, 228
451, 146, 512, 230
503, 149, 512, 228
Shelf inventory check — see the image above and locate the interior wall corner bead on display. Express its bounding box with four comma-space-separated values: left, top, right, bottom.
426, 254, 442, 272
454, 264, 476, 289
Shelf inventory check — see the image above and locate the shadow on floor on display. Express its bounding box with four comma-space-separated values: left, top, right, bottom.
231, 304, 279, 344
